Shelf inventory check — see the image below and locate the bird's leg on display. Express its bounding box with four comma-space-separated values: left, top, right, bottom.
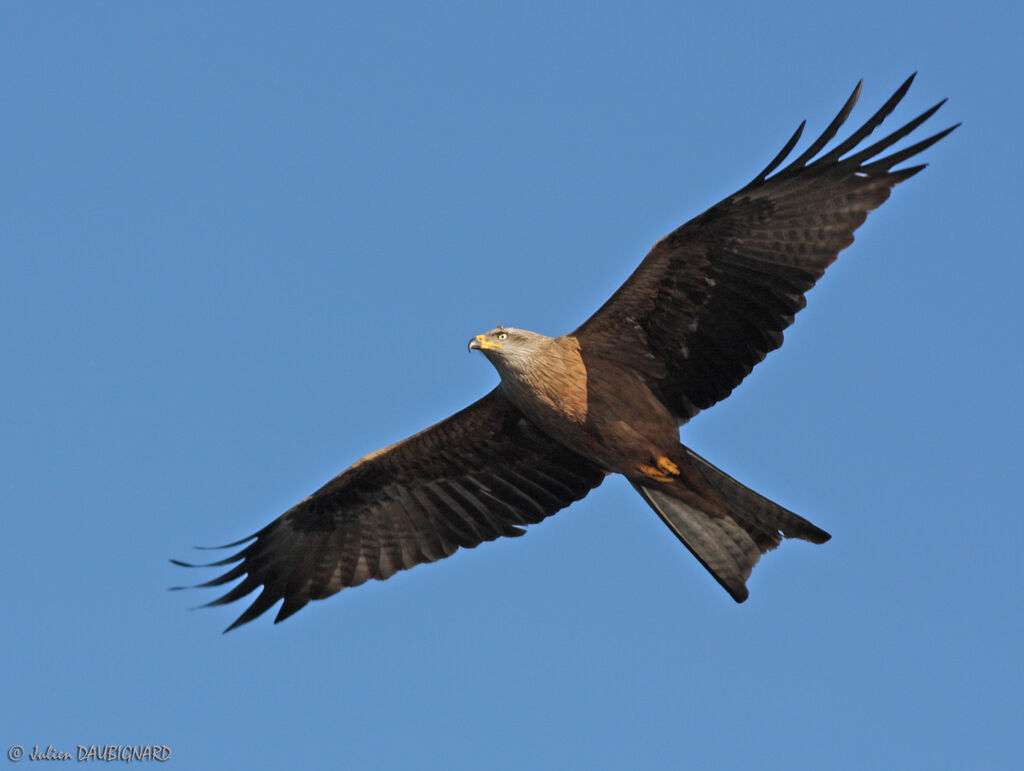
656, 456, 680, 475
637, 455, 681, 483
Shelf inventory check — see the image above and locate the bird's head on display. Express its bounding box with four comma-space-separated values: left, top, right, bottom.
468, 325, 548, 375
468, 324, 510, 354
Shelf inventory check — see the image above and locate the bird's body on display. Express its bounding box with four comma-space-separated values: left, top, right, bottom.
174, 76, 956, 631
481, 329, 678, 476
471, 325, 829, 601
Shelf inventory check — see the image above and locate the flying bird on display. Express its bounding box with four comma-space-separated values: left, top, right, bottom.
174, 75, 956, 631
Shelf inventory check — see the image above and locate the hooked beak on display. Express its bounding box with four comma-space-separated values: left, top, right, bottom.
468, 334, 502, 352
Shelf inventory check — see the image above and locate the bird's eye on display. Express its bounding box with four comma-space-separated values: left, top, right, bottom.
497, 332, 508, 340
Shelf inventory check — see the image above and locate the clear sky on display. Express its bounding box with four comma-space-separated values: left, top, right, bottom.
3, 2, 1020, 769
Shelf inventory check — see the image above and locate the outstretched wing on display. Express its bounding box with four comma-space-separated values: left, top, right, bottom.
173, 389, 605, 631
574, 75, 957, 423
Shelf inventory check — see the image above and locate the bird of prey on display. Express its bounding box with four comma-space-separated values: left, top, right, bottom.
174, 75, 955, 631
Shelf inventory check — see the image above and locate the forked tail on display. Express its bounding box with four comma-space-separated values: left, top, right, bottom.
632, 447, 830, 602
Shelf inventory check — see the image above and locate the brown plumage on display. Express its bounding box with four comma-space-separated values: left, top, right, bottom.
174, 75, 956, 630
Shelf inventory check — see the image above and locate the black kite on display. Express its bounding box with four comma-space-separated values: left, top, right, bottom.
174, 76, 956, 631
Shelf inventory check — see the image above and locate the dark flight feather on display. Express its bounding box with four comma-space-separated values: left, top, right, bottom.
574, 76, 957, 423
174, 390, 604, 631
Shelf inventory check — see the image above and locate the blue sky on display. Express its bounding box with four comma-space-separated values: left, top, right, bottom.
3, 2, 1021, 768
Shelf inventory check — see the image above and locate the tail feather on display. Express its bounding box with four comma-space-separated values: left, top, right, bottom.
683, 447, 831, 546
634, 484, 759, 602
633, 447, 830, 602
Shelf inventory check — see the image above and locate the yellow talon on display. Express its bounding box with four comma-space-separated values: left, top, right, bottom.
656, 456, 680, 476
638, 462, 676, 483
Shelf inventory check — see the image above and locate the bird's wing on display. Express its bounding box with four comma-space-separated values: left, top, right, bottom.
573, 75, 957, 423
173, 388, 605, 631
